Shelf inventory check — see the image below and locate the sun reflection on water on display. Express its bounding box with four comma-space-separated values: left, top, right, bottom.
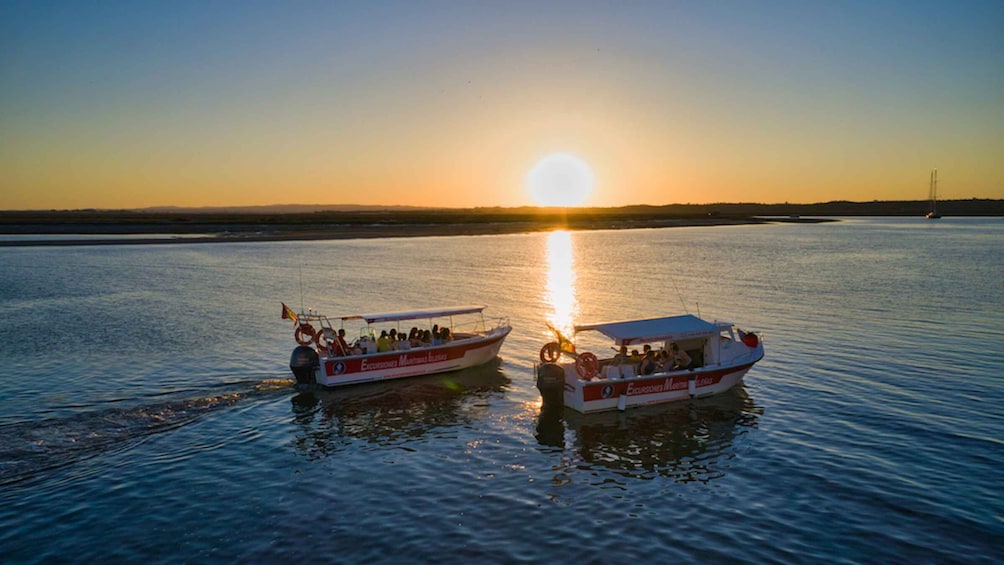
545, 230, 578, 338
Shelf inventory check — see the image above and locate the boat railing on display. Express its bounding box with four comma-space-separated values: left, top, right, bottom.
453, 317, 484, 335
453, 315, 510, 336
296, 312, 331, 324
294, 312, 340, 335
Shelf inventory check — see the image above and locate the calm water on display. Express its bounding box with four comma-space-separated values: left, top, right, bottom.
1, 218, 1001, 563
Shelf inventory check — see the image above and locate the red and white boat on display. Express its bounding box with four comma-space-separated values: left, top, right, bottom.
535, 314, 764, 413
283, 304, 511, 387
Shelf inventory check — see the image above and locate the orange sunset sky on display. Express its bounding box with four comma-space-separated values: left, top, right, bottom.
2, 1, 1002, 210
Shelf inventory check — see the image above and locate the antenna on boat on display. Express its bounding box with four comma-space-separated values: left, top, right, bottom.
671, 277, 689, 314
696, 302, 701, 318
298, 265, 305, 314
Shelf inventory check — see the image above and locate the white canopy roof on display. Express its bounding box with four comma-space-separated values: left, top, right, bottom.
574, 314, 727, 345
342, 305, 486, 324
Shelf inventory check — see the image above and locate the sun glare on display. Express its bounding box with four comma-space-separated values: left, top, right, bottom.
527, 153, 595, 207
545, 230, 578, 339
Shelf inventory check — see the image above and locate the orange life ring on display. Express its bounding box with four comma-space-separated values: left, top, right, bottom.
315, 329, 347, 356
575, 352, 600, 380
539, 342, 561, 363
294, 323, 316, 346
316, 328, 332, 348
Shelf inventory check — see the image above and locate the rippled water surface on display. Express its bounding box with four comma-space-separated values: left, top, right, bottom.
1, 218, 1001, 563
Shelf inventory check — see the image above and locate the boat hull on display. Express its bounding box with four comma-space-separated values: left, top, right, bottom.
551, 347, 763, 413
309, 327, 511, 387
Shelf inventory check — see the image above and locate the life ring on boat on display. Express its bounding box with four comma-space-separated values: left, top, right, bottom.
575, 352, 600, 380
539, 341, 561, 363
315, 328, 332, 348
294, 323, 316, 346
316, 329, 346, 356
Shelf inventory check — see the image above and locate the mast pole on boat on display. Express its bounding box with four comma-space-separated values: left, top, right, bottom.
926, 168, 941, 219
932, 168, 938, 215
299, 265, 305, 314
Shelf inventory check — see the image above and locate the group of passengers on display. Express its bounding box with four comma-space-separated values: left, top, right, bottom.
322, 324, 455, 356
373, 325, 453, 353
612, 342, 692, 375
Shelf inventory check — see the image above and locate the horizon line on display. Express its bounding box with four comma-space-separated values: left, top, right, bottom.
3, 198, 1002, 214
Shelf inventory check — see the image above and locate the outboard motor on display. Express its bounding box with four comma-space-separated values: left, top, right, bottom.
536, 363, 566, 409
289, 345, 319, 386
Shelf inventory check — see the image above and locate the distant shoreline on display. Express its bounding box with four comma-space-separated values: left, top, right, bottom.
0, 216, 833, 247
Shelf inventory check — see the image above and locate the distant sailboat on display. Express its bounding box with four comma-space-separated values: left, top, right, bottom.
925, 169, 942, 219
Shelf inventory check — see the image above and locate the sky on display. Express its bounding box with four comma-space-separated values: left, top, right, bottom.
1, 0, 1002, 210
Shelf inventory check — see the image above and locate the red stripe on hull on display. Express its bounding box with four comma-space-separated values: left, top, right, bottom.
581, 362, 755, 402
321, 333, 507, 378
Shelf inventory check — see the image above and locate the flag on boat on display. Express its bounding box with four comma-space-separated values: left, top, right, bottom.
281, 302, 298, 324
546, 322, 576, 354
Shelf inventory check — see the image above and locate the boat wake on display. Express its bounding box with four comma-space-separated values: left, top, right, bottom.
289, 360, 510, 457
0, 379, 293, 487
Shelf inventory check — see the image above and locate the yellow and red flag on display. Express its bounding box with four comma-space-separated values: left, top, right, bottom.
545, 322, 576, 354
281, 302, 298, 324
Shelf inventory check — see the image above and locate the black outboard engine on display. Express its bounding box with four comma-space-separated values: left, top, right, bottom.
536, 363, 566, 409
289, 345, 319, 386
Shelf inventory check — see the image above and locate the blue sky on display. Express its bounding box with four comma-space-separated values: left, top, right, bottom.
2, 1, 1001, 208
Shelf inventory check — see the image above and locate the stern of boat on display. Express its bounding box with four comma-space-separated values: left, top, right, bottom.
536, 361, 584, 412
289, 345, 319, 385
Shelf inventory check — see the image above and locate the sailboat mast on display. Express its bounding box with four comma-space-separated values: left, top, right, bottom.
932, 169, 938, 214
926, 168, 942, 218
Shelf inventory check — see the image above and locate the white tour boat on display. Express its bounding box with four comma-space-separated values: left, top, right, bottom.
283, 304, 511, 387
535, 314, 764, 413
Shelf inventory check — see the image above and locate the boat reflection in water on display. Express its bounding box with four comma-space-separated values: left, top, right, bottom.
290, 359, 509, 458
535, 387, 763, 483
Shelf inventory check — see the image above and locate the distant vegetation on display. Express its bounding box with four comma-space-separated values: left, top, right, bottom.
0, 199, 1000, 236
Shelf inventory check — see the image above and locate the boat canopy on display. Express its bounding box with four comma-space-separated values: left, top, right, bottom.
342, 305, 486, 325
574, 314, 729, 345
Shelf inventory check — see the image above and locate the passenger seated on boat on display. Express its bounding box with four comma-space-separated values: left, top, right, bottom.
639, 350, 658, 375
422, 329, 434, 346
390, 330, 404, 351
397, 333, 411, 350
612, 345, 629, 365
658, 349, 671, 371
377, 330, 393, 353
669, 343, 692, 370
328, 328, 349, 356
440, 327, 452, 343
408, 327, 422, 348
629, 349, 642, 374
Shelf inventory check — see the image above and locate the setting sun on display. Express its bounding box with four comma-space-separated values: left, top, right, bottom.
526, 153, 596, 207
